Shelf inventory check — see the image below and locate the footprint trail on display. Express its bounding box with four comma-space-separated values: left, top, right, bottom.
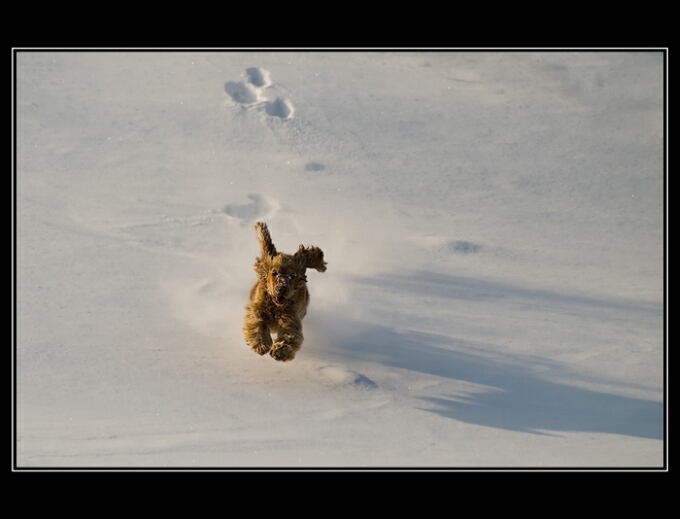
224, 67, 294, 119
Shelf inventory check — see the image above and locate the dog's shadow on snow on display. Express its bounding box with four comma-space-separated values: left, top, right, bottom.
314, 271, 663, 440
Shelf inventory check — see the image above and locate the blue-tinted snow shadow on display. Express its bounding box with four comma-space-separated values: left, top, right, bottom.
323, 271, 663, 439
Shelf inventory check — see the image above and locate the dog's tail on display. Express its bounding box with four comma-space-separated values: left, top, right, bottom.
256, 221, 277, 259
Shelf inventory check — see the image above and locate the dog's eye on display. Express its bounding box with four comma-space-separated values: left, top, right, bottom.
272, 270, 278, 277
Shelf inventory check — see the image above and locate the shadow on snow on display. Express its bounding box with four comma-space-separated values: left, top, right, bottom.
320, 271, 663, 440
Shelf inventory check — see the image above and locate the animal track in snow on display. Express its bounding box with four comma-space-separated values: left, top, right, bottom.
224, 67, 294, 119
449, 240, 482, 254
222, 194, 280, 223
265, 98, 294, 119
317, 365, 378, 390
408, 235, 484, 256
304, 161, 326, 172
245, 67, 271, 88
224, 81, 262, 104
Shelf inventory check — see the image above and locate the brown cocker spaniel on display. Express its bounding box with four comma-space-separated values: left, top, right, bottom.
243, 222, 327, 361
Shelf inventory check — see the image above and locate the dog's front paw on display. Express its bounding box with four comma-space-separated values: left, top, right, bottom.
251, 343, 272, 356
270, 342, 297, 362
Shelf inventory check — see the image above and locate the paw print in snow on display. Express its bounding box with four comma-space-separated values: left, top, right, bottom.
224, 67, 294, 119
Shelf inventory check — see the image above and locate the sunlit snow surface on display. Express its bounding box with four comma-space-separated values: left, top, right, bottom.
15, 51, 665, 468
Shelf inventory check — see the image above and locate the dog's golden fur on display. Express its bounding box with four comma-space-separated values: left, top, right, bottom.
243, 222, 327, 361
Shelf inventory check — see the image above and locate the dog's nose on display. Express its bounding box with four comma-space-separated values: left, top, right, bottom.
276, 273, 294, 285
275, 281, 289, 296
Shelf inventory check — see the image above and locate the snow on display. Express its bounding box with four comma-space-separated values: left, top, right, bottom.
13, 50, 666, 469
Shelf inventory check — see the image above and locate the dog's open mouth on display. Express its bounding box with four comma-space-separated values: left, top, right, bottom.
273, 294, 286, 305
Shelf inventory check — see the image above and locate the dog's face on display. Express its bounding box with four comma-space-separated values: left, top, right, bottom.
253, 221, 326, 307
263, 254, 307, 306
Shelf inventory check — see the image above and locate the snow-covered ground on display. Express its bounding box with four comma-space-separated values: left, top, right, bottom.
14, 50, 666, 469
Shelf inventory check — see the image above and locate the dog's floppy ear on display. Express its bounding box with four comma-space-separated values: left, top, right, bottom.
255, 221, 277, 259
295, 244, 327, 273
254, 222, 277, 279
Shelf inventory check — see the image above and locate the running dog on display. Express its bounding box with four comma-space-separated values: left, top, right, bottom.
243, 222, 327, 361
